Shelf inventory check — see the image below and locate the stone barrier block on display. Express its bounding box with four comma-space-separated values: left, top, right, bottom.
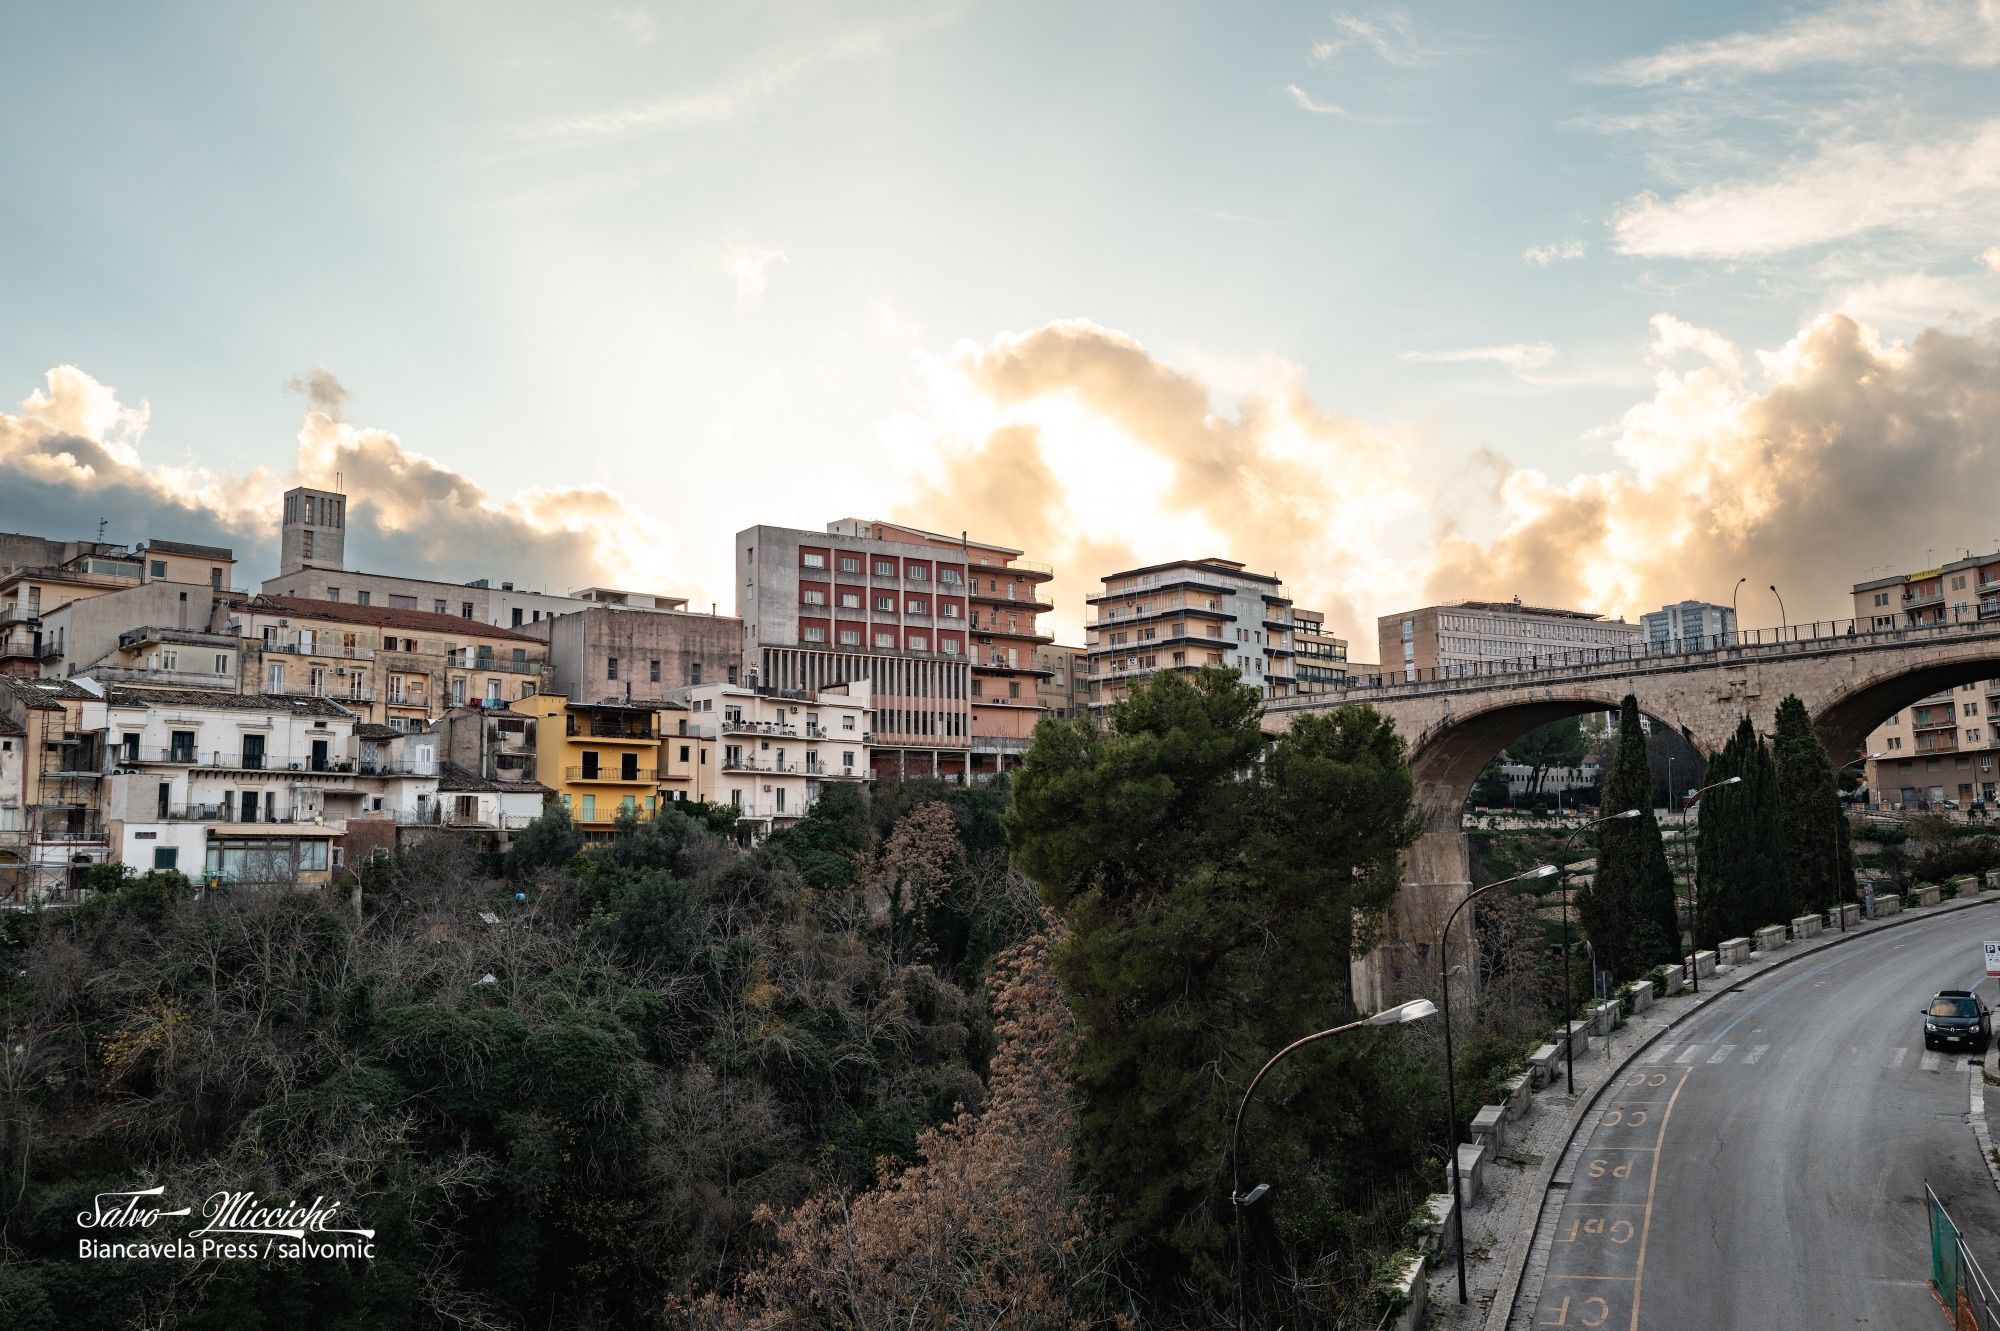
1830, 903, 1861, 927
1589, 1001, 1620, 1036
1753, 925, 1786, 953
1792, 914, 1823, 939
1630, 979, 1655, 1013
1694, 950, 1718, 978
1659, 968, 1684, 996
1556, 1020, 1589, 1059
1718, 937, 1751, 966
1419, 1193, 1458, 1257
1447, 1143, 1486, 1208
1916, 886, 1942, 908
1470, 1104, 1507, 1155
1526, 1043, 1560, 1088
1876, 893, 1902, 917
1382, 1251, 1429, 1331
1961, 878, 1986, 900
1985, 871, 2000, 891
1504, 1072, 1532, 1121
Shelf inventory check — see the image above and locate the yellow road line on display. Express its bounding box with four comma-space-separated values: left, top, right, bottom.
1627, 1065, 1693, 1331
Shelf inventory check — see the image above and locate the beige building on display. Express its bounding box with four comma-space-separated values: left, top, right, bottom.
0, 677, 111, 900
1292, 608, 1349, 694
537, 604, 745, 705
221, 594, 553, 730
679, 681, 871, 838
1378, 598, 1641, 681
0, 537, 236, 679
1035, 644, 1086, 721
1852, 551, 2000, 809
1085, 558, 1294, 707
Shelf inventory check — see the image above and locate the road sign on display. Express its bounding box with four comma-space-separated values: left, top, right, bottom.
1985, 940, 2000, 978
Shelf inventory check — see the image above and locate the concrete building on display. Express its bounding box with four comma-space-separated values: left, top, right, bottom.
1035, 644, 1086, 721
0, 538, 237, 679
537, 604, 745, 705
1377, 598, 1641, 682
1085, 558, 1294, 707
1640, 600, 1737, 652
737, 520, 1053, 782
508, 693, 663, 837
221, 594, 553, 730
679, 681, 871, 838
86, 685, 354, 887
71, 622, 245, 692
0, 677, 110, 900
1292, 607, 1349, 693
278, 486, 348, 576
1852, 551, 2000, 810
0, 712, 25, 900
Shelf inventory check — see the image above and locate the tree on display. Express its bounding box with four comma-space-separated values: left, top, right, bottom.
1508, 716, 1587, 796
1007, 668, 1429, 1317
1468, 759, 1512, 810
1773, 695, 1852, 915
509, 800, 582, 876
1580, 696, 1682, 981
1695, 716, 1788, 947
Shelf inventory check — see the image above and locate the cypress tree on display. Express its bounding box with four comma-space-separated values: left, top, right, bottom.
1583, 696, 1683, 980
1772, 694, 1851, 915
1695, 717, 1788, 947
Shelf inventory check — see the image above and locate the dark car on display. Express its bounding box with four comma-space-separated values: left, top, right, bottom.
1923, 990, 1992, 1051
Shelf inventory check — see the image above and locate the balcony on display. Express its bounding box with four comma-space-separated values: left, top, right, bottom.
269, 683, 376, 702
1915, 735, 1960, 755
968, 556, 1053, 578
161, 804, 326, 824
356, 759, 438, 777
79, 665, 242, 689
39, 759, 103, 779
722, 718, 802, 737
176, 752, 359, 774
565, 765, 657, 784
1912, 712, 1959, 732
0, 604, 38, 625
262, 641, 375, 660
448, 654, 541, 675
34, 821, 105, 844
1903, 588, 1944, 607
565, 717, 654, 739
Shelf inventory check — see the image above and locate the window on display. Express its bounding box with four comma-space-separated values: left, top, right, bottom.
727, 665, 738, 684
608, 656, 620, 680
389, 594, 417, 610
679, 745, 690, 762
908, 565, 928, 582
210, 567, 222, 589
435, 599, 447, 615
267, 663, 284, 692
875, 560, 896, 577
461, 602, 474, 618
839, 628, 860, 645
804, 626, 827, 643
1887, 737, 1902, 750
161, 649, 179, 671
149, 559, 167, 578
1009, 681, 1020, 698
907, 598, 929, 616
839, 592, 861, 609
876, 595, 895, 612
803, 589, 826, 606
691, 662, 703, 684
875, 631, 896, 648
842, 715, 855, 730
214, 654, 229, 674
941, 601, 961, 618
803, 552, 826, 569
908, 633, 928, 651
1968, 703, 1981, 717
649, 659, 660, 682
512, 608, 523, 627
939, 567, 962, 586
839, 555, 860, 573
940, 638, 960, 656
301, 531, 314, 560
1971, 729, 1985, 743
327, 586, 340, 601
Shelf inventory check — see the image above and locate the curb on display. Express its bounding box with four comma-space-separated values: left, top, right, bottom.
1976, 1043, 2000, 1199
1484, 892, 2000, 1331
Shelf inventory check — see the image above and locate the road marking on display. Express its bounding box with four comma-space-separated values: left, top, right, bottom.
1674, 1045, 1701, 1063
1565, 1201, 1648, 1207
1545, 1273, 1638, 1281
1642, 1042, 1675, 1064
1707, 1044, 1736, 1064
1627, 1065, 1694, 1331
1921, 1051, 1942, 1072
1892, 1047, 1909, 1069
1782, 1046, 1795, 1061
1743, 1044, 1769, 1064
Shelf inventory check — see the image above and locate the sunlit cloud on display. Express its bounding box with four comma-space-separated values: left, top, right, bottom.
1401, 342, 1559, 371
1310, 8, 1475, 68
1283, 84, 1416, 124
721, 241, 789, 307
1523, 239, 1586, 266
1594, 0, 2000, 87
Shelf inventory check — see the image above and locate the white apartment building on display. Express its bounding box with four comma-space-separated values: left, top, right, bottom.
1377, 598, 1641, 682
1640, 600, 1737, 653
1085, 558, 1294, 707
83, 684, 357, 886
677, 681, 871, 838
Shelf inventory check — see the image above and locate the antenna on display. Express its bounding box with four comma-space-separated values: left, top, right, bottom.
97, 517, 107, 542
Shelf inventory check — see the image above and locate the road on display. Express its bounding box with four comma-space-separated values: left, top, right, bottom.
1529, 902, 2000, 1329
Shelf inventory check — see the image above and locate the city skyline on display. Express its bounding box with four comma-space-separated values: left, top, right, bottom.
7, 2, 2000, 646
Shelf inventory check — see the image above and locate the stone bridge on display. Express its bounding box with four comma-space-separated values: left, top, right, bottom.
1262, 616, 2000, 1006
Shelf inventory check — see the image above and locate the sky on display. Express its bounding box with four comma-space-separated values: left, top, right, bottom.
6, 0, 2000, 655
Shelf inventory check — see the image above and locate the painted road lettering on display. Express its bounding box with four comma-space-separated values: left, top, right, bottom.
1539, 1293, 1614, 1326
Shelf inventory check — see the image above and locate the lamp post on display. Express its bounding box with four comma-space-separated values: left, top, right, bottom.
1434, 862, 1559, 1303
1731, 577, 1747, 640
1684, 775, 1744, 992
1231, 997, 1436, 1331
1770, 585, 1788, 636
1557, 810, 1641, 1095
1832, 753, 1880, 932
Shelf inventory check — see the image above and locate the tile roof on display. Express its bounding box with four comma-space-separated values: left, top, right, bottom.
437, 763, 551, 795
354, 723, 405, 741
145, 538, 234, 561
103, 684, 359, 718
0, 677, 94, 709
231, 594, 547, 644
0, 714, 23, 735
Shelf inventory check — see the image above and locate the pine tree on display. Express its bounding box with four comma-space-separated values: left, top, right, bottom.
1772, 694, 1851, 915
1581, 696, 1682, 981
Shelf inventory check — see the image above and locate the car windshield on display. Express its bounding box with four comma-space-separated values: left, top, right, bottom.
1930, 998, 1980, 1017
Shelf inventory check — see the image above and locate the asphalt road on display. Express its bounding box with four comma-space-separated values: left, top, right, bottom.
1530, 902, 2000, 1330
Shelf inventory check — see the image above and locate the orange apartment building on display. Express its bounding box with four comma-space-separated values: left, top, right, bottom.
736, 520, 1053, 781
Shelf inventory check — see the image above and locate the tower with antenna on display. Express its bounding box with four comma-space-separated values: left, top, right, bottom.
279, 482, 348, 575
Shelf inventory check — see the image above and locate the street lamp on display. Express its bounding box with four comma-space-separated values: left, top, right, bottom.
1557, 810, 1641, 1095
1434, 862, 1558, 1303
1684, 775, 1744, 992
1771, 585, 1788, 636
1731, 577, 1747, 640
1231, 997, 1436, 1331
1832, 754, 1880, 932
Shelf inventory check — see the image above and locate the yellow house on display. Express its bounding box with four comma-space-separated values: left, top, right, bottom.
509, 693, 661, 836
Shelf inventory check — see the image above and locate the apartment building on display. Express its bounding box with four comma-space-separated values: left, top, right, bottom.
1851, 551, 2000, 809
737, 520, 1053, 782
0, 677, 110, 900
86, 685, 355, 886
42, 580, 236, 684
266, 484, 689, 633
1292, 607, 1350, 694
1640, 600, 1737, 652
1085, 558, 1295, 707
508, 693, 664, 836
0, 536, 238, 678
1035, 644, 1086, 721
679, 681, 871, 838
428, 708, 559, 834
537, 604, 745, 705
1377, 597, 1641, 681
221, 594, 553, 729
0, 714, 23, 899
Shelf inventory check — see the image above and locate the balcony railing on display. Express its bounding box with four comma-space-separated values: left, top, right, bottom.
1911, 713, 1959, 732
969, 556, 1053, 576
161, 804, 326, 824
262, 641, 375, 660
137, 751, 359, 773
721, 757, 802, 774
565, 720, 654, 739
0, 604, 38, 625
270, 683, 376, 702
447, 655, 541, 675
1903, 588, 1944, 606
356, 759, 439, 777
1915, 736, 1960, 755
565, 766, 657, 783
34, 822, 105, 844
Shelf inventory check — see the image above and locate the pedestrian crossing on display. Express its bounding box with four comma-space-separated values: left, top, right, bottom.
1638, 1038, 1982, 1070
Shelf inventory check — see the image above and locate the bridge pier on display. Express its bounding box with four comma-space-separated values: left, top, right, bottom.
1355, 823, 1471, 1013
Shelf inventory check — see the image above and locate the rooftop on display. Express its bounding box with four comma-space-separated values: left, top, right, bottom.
144, 538, 235, 561
103, 684, 358, 718
438, 763, 551, 794
1443, 599, 1616, 622
1097, 556, 1285, 586
230, 594, 547, 643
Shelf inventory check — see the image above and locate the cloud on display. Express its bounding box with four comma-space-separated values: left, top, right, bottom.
1596, 0, 2000, 87
1611, 120, 2000, 259
1982, 245, 2000, 273
1283, 84, 1415, 124
0, 365, 681, 599
1523, 239, 1586, 266
1401, 342, 1559, 371
1310, 8, 1472, 68
721, 241, 789, 307
606, 7, 656, 44
284, 365, 351, 422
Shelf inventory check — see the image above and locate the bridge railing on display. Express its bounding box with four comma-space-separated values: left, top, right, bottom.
1275, 615, 2000, 708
